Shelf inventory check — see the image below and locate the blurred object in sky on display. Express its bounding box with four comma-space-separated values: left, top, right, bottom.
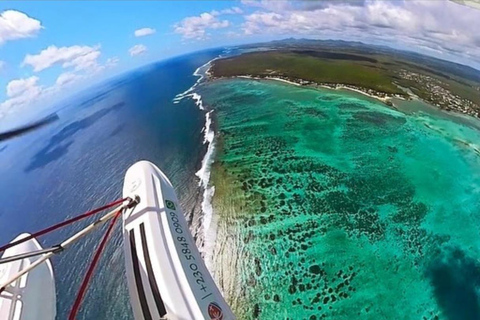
0, 113, 59, 142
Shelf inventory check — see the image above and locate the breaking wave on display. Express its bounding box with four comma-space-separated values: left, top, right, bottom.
172, 57, 218, 267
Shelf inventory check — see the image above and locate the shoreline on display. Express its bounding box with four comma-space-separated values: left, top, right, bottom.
209, 74, 405, 108
208, 74, 480, 122
237, 75, 301, 87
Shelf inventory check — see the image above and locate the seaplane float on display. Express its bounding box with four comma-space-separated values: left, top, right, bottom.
0, 161, 235, 320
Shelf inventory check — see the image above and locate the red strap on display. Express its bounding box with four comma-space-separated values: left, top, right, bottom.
68, 209, 122, 320
0, 197, 128, 253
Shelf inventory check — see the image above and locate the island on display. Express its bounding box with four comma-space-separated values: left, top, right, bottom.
209, 40, 480, 118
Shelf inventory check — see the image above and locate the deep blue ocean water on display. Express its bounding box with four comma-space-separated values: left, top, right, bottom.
0, 49, 222, 319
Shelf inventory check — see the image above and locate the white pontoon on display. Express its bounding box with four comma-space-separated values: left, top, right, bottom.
0, 160, 234, 320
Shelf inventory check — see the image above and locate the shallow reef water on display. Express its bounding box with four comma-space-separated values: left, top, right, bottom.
199, 79, 480, 320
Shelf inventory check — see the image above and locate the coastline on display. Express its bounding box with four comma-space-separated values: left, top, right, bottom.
257, 75, 480, 132
235, 75, 392, 104
237, 75, 301, 86
209, 74, 406, 109
208, 73, 480, 123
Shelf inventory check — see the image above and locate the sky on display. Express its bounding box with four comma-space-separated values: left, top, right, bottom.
1, 0, 480, 125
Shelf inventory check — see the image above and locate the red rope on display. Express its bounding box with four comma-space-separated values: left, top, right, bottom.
68, 209, 122, 320
0, 197, 129, 253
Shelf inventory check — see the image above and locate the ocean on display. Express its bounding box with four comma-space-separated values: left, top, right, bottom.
0, 49, 222, 319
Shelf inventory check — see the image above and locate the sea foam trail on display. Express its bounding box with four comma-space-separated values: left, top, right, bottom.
196, 110, 216, 237
172, 58, 217, 104
173, 57, 218, 269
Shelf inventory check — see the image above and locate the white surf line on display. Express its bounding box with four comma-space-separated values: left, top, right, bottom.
195, 109, 216, 251
171, 56, 220, 270
191, 93, 204, 111
193, 96, 217, 271
237, 75, 301, 86
172, 57, 219, 104
238, 75, 404, 104
334, 85, 390, 103
265, 76, 301, 86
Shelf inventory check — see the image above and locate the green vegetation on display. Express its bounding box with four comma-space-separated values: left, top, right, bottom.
211, 48, 480, 117
211, 51, 403, 94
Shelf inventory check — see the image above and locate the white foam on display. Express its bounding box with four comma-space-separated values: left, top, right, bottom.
172, 57, 218, 104
173, 88, 193, 102
195, 110, 216, 267
266, 76, 301, 86
191, 93, 204, 111
193, 65, 203, 77
172, 56, 220, 268
196, 111, 215, 182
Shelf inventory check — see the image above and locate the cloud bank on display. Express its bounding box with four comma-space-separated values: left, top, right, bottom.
240, 0, 480, 66
23, 45, 103, 72
1, 43, 117, 120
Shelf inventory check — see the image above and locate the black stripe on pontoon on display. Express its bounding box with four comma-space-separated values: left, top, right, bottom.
130, 229, 152, 320
140, 223, 167, 317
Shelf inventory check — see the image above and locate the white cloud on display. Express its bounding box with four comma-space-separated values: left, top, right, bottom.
55, 72, 82, 87
1, 53, 119, 120
105, 57, 119, 68
134, 27, 156, 37
23, 45, 103, 72
2, 43, 118, 119
241, 0, 292, 12
241, 0, 480, 67
0, 10, 42, 45
0, 71, 86, 120
129, 44, 147, 56
219, 7, 244, 15
6, 76, 40, 98
62, 50, 101, 71
174, 12, 230, 40
1, 76, 43, 118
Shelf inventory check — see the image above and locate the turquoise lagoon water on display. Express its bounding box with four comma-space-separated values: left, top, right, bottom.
199, 79, 480, 320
